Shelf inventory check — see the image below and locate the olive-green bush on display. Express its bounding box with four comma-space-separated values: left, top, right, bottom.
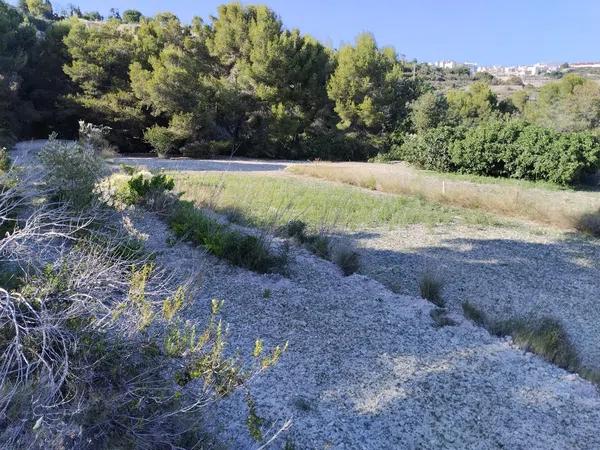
395, 126, 464, 172
383, 120, 600, 185
450, 120, 600, 184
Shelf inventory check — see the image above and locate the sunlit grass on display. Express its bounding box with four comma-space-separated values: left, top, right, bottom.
168, 172, 502, 231
288, 162, 600, 234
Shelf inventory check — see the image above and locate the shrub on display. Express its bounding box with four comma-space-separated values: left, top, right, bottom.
211, 140, 232, 155
449, 119, 525, 177
418, 271, 444, 307
575, 209, 600, 237
38, 137, 107, 208
181, 141, 212, 158
78, 120, 111, 152
121, 172, 176, 212
395, 126, 464, 171
449, 120, 600, 184
144, 125, 180, 158
168, 201, 286, 273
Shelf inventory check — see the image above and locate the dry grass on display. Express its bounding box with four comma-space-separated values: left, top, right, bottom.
289, 162, 600, 235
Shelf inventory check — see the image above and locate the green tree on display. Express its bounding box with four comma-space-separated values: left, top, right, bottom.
63, 19, 145, 149
524, 74, 600, 131
0, 1, 37, 145
22, 0, 53, 18
122, 9, 143, 23
410, 91, 449, 132
326, 33, 419, 135
446, 81, 498, 124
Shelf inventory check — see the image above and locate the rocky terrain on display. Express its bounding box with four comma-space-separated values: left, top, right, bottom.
130, 210, 600, 449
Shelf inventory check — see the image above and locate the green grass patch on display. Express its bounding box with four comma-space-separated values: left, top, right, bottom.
170, 172, 500, 231
168, 200, 286, 273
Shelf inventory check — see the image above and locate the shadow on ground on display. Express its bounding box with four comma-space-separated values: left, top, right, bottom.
346, 228, 600, 370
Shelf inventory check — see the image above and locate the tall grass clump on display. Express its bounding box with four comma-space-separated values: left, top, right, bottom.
419, 271, 444, 306
575, 209, 600, 237
330, 242, 360, 276
282, 219, 360, 276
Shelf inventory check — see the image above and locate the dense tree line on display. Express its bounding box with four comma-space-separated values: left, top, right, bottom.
1, 0, 600, 183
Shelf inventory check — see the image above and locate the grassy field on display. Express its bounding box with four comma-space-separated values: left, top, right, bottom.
288, 162, 600, 235
168, 172, 502, 232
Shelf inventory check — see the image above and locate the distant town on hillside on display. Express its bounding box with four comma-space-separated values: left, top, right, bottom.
430, 60, 600, 77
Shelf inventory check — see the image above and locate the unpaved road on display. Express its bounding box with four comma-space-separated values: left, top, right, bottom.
111, 155, 297, 173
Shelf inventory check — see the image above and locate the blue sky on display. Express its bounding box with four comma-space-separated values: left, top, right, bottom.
26, 0, 600, 65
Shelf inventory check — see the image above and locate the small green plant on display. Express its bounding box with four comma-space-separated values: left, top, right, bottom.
419, 272, 445, 307
262, 288, 272, 299
116, 172, 177, 211
245, 392, 264, 442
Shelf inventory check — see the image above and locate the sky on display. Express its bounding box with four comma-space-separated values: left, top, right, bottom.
21, 0, 600, 66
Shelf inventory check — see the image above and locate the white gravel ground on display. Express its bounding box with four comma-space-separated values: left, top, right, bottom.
129, 211, 600, 449
111, 156, 296, 173
353, 225, 600, 371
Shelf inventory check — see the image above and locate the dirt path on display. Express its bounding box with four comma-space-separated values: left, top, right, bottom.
111, 155, 298, 173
